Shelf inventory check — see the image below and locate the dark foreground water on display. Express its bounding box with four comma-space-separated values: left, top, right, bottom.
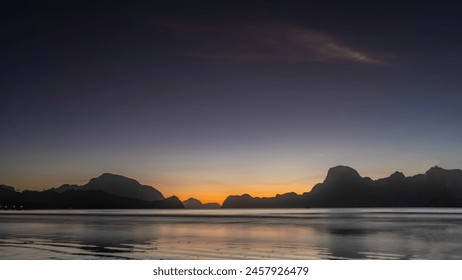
1, 208, 462, 259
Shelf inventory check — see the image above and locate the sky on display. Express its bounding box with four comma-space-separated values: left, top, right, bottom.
2, 0, 462, 203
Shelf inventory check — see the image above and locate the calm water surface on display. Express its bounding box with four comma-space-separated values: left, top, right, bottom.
1, 208, 462, 259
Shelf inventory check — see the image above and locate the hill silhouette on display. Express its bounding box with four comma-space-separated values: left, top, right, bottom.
0, 185, 15, 192
0, 188, 183, 210
0, 174, 182, 209
222, 192, 308, 208
223, 166, 462, 208
183, 198, 220, 209
54, 173, 164, 201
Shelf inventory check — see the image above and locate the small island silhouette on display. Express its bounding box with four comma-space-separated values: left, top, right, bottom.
183, 198, 221, 209
1, 166, 462, 209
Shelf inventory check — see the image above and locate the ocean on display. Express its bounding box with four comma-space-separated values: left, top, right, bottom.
1, 208, 462, 259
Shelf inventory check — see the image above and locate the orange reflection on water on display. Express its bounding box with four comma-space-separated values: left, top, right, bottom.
143, 220, 323, 259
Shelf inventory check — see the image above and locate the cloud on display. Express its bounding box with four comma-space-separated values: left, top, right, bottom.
164, 21, 383, 64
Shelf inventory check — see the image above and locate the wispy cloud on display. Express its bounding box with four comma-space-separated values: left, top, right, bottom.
164, 21, 383, 64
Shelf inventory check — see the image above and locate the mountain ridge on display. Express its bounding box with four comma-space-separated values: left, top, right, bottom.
0, 173, 180, 209
2, 166, 462, 209
223, 166, 462, 208
54, 173, 164, 201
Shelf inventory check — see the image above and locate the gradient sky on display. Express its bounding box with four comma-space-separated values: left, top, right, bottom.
2, 0, 462, 203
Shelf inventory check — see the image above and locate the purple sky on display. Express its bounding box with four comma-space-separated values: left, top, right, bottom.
2, 0, 462, 202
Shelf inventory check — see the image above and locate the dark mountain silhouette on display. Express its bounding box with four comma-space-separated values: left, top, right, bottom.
4, 166, 462, 209
222, 192, 308, 208
183, 198, 220, 209
54, 173, 164, 201
0, 185, 21, 209
153, 196, 184, 209
0, 188, 183, 210
1, 174, 182, 209
54, 184, 79, 192
307, 166, 376, 207
203, 203, 221, 209
0, 185, 15, 192
183, 198, 202, 208
222, 166, 462, 208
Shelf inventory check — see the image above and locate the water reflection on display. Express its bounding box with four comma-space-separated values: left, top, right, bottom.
1, 208, 462, 259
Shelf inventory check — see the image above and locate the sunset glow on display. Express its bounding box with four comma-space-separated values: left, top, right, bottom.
2, 1, 461, 205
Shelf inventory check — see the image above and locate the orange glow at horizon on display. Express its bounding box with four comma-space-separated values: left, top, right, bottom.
3, 167, 407, 205
4, 174, 324, 204
160, 180, 321, 204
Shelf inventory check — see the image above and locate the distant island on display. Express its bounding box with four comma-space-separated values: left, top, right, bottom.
222, 166, 462, 208
0, 173, 183, 210
2, 166, 462, 209
183, 198, 221, 209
